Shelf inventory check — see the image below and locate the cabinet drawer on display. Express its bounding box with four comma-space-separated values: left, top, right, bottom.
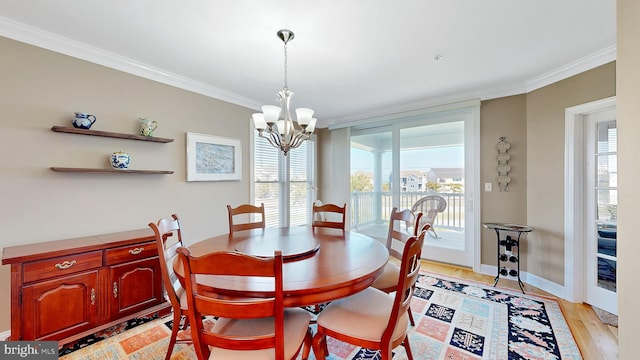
23, 251, 102, 283
105, 241, 157, 265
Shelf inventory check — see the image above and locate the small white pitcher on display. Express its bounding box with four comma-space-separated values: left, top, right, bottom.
139, 118, 158, 137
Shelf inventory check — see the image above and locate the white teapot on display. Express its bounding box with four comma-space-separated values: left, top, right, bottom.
72, 112, 97, 129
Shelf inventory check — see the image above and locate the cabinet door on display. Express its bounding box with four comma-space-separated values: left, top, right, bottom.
109, 257, 163, 319
22, 271, 99, 340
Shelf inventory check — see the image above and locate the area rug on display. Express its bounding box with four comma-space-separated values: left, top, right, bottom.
59, 271, 582, 360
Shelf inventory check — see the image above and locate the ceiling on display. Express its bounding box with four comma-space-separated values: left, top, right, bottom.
0, 1, 616, 128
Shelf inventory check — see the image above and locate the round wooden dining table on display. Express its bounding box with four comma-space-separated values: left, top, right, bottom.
173, 226, 389, 307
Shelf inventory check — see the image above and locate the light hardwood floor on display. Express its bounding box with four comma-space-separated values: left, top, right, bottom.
422, 260, 619, 360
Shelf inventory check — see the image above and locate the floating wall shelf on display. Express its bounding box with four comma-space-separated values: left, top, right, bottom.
51, 126, 174, 143
50, 125, 174, 174
51, 167, 174, 174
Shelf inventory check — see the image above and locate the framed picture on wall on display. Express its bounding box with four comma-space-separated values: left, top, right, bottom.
186, 132, 241, 181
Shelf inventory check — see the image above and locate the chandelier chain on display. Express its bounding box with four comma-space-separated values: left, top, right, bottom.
283, 40, 288, 90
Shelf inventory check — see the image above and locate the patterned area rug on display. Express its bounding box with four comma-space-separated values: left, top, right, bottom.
60, 272, 582, 360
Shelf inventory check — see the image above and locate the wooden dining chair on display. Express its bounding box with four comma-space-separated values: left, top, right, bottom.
312, 230, 425, 360
176, 247, 313, 360
227, 203, 266, 234
371, 207, 424, 326
148, 214, 192, 360
312, 202, 347, 230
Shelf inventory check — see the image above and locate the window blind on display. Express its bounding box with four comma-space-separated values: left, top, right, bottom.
253, 132, 316, 227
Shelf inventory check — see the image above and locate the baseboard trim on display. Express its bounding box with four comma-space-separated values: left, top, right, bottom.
479, 264, 568, 300
525, 272, 567, 300
0, 329, 10, 341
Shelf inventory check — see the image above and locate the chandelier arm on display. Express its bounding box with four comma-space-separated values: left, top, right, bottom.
260, 130, 281, 150
289, 132, 307, 150
269, 131, 285, 150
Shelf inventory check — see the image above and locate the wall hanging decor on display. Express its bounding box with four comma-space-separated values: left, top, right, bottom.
186, 132, 241, 181
496, 137, 511, 191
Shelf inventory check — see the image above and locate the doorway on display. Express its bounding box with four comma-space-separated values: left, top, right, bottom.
584, 109, 617, 314
349, 104, 479, 268
564, 97, 617, 314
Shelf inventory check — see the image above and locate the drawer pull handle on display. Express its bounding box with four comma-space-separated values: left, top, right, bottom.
90, 288, 96, 306
113, 282, 118, 298
55, 260, 77, 270
129, 247, 144, 255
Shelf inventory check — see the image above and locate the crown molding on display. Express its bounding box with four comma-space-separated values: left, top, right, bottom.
526, 45, 617, 92
1, 15, 615, 127
0, 16, 262, 111
322, 82, 527, 128
322, 46, 616, 127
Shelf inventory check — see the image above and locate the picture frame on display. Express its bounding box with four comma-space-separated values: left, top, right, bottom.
186, 132, 242, 181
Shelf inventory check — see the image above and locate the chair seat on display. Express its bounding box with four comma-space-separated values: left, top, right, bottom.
370, 262, 400, 291
209, 308, 311, 360
316, 287, 409, 343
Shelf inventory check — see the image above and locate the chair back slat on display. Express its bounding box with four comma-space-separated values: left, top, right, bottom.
312, 203, 347, 230
227, 203, 266, 234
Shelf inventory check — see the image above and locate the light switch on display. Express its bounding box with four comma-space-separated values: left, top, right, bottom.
485, 183, 492, 192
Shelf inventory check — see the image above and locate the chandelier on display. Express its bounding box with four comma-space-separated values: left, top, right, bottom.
252, 29, 316, 156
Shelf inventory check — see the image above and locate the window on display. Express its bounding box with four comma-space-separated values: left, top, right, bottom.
253, 132, 317, 227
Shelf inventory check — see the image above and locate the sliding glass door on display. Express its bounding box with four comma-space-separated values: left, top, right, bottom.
350, 105, 479, 267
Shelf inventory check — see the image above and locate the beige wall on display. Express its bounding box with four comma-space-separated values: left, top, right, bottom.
480, 95, 527, 267
0, 36, 254, 331
319, 62, 615, 282
616, 0, 639, 357
525, 62, 616, 284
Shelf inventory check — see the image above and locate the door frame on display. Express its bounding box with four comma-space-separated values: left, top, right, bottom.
344, 100, 480, 269
564, 96, 616, 302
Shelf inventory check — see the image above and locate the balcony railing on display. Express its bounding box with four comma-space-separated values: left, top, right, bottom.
350, 191, 465, 230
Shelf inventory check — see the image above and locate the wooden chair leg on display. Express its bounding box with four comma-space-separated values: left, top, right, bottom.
408, 306, 415, 326
312, 331, 327, 359
403, 335, 414, 360
301, 328, 312, 360
165, 311, 181, 360
323, 333, 329, 356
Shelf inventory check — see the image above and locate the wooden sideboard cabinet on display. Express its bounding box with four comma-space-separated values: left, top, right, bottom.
2, 229, 170, 345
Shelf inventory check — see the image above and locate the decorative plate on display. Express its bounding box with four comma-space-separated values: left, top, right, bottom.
497, 175, 511, 184
497, 164, 511, 175
496, 153, 511, 163
496, 140, 511, 153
